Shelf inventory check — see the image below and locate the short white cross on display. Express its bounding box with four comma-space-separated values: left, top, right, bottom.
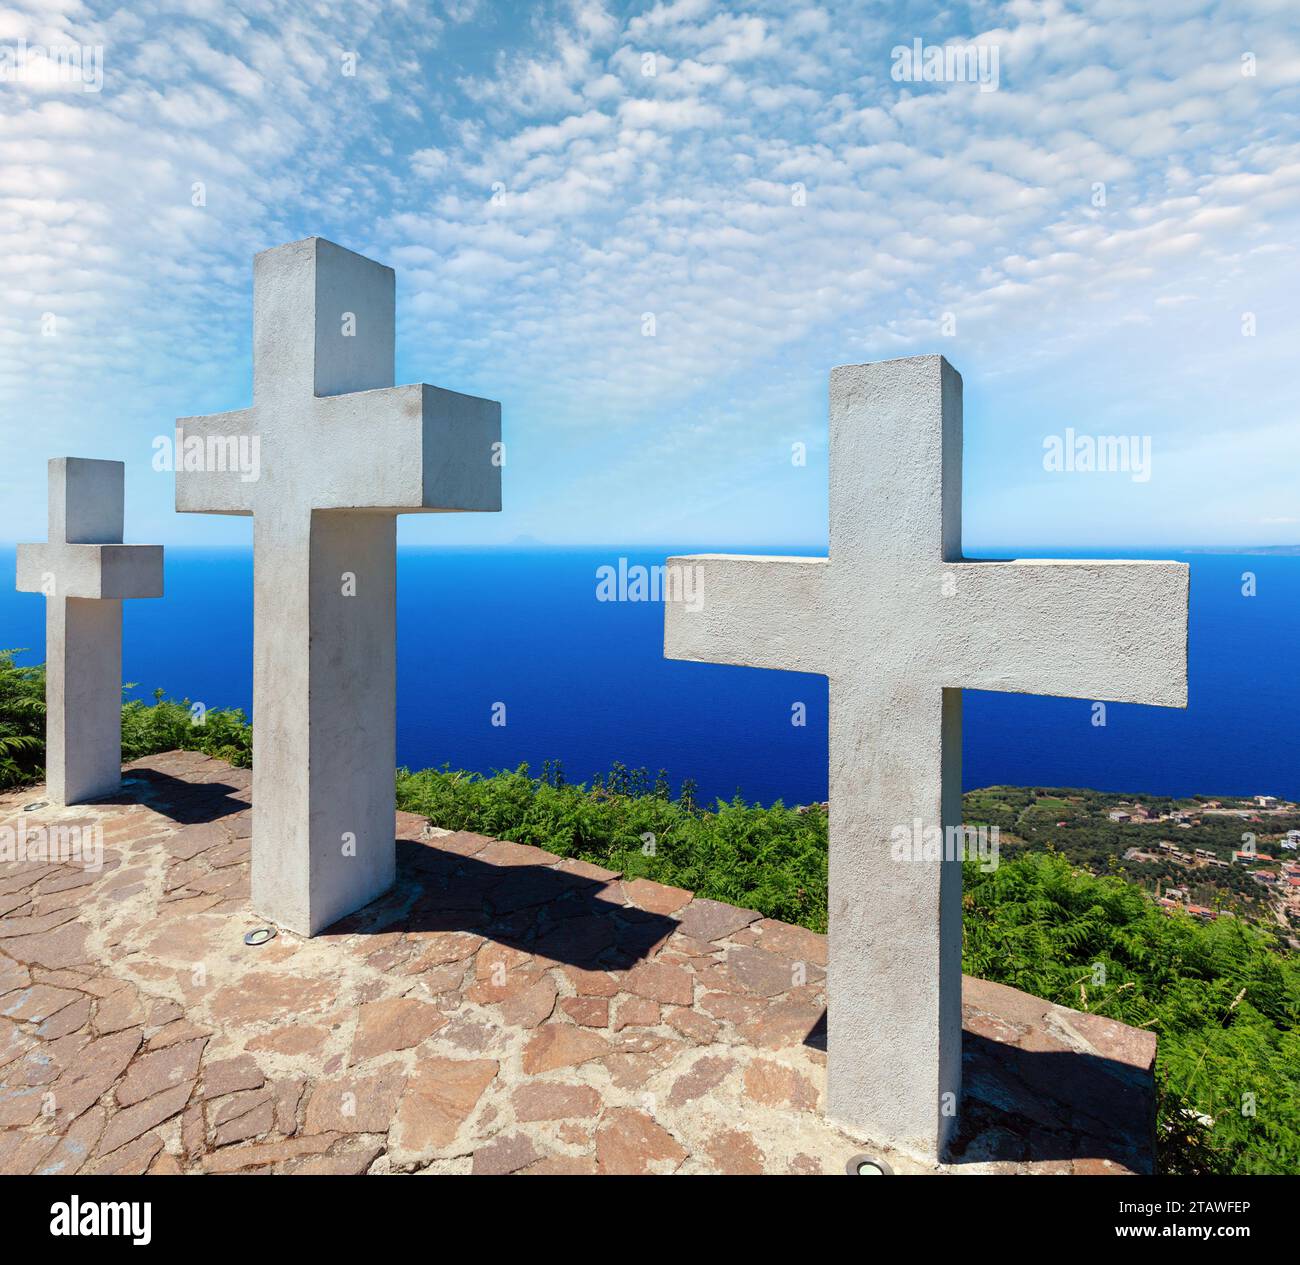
176, 237, 500, 936
664, 355, 1188, 1159
17, 458, 163, 804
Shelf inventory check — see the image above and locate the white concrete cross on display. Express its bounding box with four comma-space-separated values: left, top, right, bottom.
176, 237, 500, 936
17, 458, 163, 804
664, 355, 1188, 1160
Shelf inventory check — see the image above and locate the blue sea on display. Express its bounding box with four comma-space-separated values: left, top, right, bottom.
1, 546, 1296, 806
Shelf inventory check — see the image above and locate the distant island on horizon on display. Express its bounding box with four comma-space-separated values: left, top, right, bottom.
1179, 544, 1300, 556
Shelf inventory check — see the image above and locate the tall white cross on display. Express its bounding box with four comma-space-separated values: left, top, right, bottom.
16, 458, 163, 804
664, 355, 1188, 1160
176, 237, 500, 936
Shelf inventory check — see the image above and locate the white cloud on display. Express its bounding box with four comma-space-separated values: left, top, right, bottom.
412, 145, 449, 178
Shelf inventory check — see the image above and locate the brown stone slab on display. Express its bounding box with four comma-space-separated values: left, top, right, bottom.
96, 1080, 194, 1156
351, 996, 448, 1062
391, 1058, 497, 1156
675, 897, 761, 942
622, 877, 693, 915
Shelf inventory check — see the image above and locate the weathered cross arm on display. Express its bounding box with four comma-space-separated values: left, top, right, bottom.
16, 543, 163, 599
664, 554, 831, 674
175, 392, 500, 517
175, 408, 258, 515
947, 559, 1189, 704
310, 385, 500, 512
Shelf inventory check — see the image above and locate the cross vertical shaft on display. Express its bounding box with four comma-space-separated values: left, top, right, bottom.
250, 511, 400, 933
826, 681, 963, 1153
45, 596, 124, 805
250, 241, 400, 934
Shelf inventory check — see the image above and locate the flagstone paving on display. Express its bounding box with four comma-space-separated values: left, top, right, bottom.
0, 752, 1156, 1175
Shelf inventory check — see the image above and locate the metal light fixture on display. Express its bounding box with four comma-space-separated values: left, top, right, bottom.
845, 1154, 893, 1175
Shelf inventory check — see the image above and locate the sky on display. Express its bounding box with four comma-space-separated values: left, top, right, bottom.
1, 0, 1297, 550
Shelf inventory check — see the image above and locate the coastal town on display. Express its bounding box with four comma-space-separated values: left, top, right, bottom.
963, 786, 1300, 948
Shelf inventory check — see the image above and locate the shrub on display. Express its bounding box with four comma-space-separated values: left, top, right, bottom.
0, 650, 45, 789
964, 851, 1300, 1175
395, 761, 829, 932
0, 653, 252, 785
121, 688, 252, 768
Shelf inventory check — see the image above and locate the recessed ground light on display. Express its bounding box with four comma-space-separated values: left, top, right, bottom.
845, 1154, 893, 1175
22, 801, 47, 812
243, 927, 276, 946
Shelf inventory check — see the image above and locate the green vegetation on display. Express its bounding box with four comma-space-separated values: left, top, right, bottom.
966, 784, 1300, 934
395, 761, 829, 932
0, 651, 252, 790
0, 650, 44, 787
120, 689, 253, 769
965, 852, 1300, 1175
0, 658, 1295, 1173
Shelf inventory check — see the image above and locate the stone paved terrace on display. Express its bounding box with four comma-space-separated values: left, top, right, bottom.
0, 752, 1156, 1175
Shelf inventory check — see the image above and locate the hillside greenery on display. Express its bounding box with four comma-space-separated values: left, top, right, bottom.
964, 851, 1300, 1175
395, 760, 829, 931
967, 784, 1300, 928
0, 651, 44, 788
0, 650, 252, 788
120, 690, 253, 769
0, 658, 1295, 1174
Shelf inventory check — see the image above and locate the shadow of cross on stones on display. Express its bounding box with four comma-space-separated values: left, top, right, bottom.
951, 1033, 1156, 1173
323, 834, 681, 974
121, 764, 251, 827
